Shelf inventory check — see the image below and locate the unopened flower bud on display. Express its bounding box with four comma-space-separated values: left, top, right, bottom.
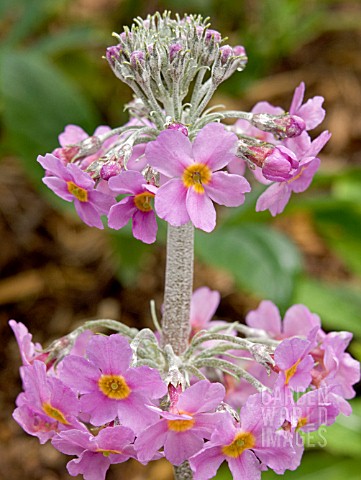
80, 136, 102, 155
53, 145, 80, 163
169, 42, 183, 62
166, 122, 189, 136
219, 45, 233, 64
262, 146, 298, 181
130, 50, 146, 68
251, 113, 306, 139
205, 29, 222, 43
100, 161, 123, 180
106, 45, 122, 66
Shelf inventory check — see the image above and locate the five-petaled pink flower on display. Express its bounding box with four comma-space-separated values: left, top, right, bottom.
145, 123, 251, 232
108, 170, 158, 244
37, 154, 115, 229
60, 334, 167, 433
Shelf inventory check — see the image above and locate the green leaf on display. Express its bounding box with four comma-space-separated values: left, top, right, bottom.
0, 51, 99, 186
294, 277, 361, 336
195, 224, 302, 306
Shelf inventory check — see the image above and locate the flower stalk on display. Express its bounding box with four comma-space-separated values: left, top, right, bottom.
161, 223, 194, 356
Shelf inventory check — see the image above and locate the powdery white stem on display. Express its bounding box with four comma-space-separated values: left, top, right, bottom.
161, 223, 194, 355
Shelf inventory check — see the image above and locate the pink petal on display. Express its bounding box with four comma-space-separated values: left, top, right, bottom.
290, 158, 320, 193
228, 451, 261, 480
204, 171, 250, 206
256, 182, 291, 216
42, 177, 73, 202
190, 287, 221, 329
59, 125, 88, 147
252, 101, 284, 116
190, 446, 224, 480
125, 366, 167, 398
67, 451, 110, 480
165, 431, 204, 466
132, 210, 158, 244
289, 82, 305, 115
108, 170, 144, 195
306, 131, 331, 157
67, 164, 95, 189
246, 300, 282, 337
135, 420, 169, 463
177, 380, 225, 413
88, 190, 115, 215
186, 188, 216, 232
60, 356, 98, 393
298, 96, 325, 129
86, 334, 133, 374
108, 197, 137, 230
154, 179, 190, 226
283, 304, 321, 337
192, 123, 238, 171
74, 201, 104, 229
145, 130, 193, 177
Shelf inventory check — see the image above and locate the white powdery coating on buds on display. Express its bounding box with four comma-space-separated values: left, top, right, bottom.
169, 42, 183, 62
251, 113, 306, 139
130, 50, 146, 68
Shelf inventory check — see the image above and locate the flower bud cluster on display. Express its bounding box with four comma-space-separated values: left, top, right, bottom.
10, 288, 360, 480
106, 12, 247, 127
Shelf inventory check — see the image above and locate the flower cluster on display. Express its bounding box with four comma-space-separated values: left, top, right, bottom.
10, 288, 360, 480
35, 12, 330, 243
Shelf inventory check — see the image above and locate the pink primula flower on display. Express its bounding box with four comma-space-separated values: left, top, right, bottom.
190, 393, 300, 480
13, 361, 81, 444
52, 426, 137, 480
60, 334, 167, 433
274, 337, 314, 391
108, 170, 158, 244
135, 380, 225, 466
146, 123, 251, 232
37, 154, 115, 229
246, 301, 321, 340
256, 130, 331, 216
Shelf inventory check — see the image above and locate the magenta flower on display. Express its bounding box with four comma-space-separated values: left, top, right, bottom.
52, 426, 136, 480
245, 301, 321, 340
135, 380, 225, 466
145, 123, 250, 232
13, 361, 81, 444
60, 334, 167, 432
37, 154, 115, 229
256, 130, 331, 216
190, 394, 300, 480
274, 337, 314, 391
108, 170, 158, 244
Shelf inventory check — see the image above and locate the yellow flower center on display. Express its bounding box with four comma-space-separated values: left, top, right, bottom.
42, 402, 70, 425
67, 181, 88, 202
284, 358, 301, 385
182, 163, 212, 193
98, 374, 131, 400
296, 416, 308, 430
134, 192, 154, 212
167, 413, 195, 432
97, 449, 122, 457
222, 431, 255, 458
